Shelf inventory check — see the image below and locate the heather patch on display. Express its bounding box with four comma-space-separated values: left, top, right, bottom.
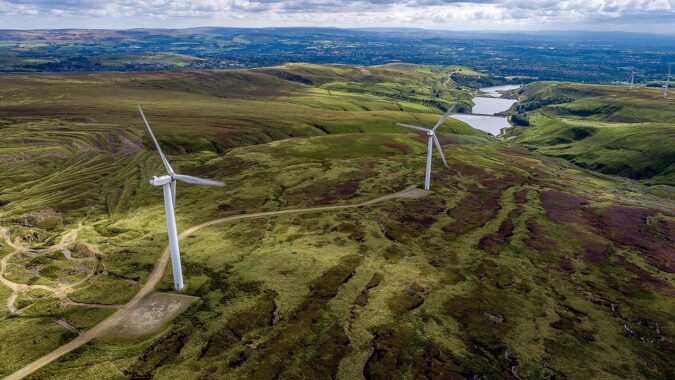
586, 206, 674, 272
524, 217, 557, 255
615, 256, 674, 297
443, 177, 516, 237
379, 197, 446, 242
363, 325, 418, 379
548, 313, 597, 344
388, 283, 426, 315
443, 190, 502, 237
579, 235, 610, 264
334, 181, 360, 198
354, 273, 383, 307
235, 254, 361, 378
444, 284, 520, 377
478, 189, 527, 255
540, 190, 588, 224
478, 218, 515, 255
514, 188, 529, 204
364, 325, 473, 380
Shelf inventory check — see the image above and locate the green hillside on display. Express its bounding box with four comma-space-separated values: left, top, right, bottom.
504, 82, 675, 185
0, 63, 482, 219
0, 66, 673, 379
0, 63, 478, 153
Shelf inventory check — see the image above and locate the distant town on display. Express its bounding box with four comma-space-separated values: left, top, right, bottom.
1, 28, 673, 84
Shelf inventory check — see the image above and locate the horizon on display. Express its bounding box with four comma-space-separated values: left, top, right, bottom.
1, 0, 674, 33
1, 26, 675, 37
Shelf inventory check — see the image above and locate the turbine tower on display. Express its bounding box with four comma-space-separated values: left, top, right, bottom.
629, 68, 636, 90
397, 103, 456, 191
664, 64, 672, 98
138, 106, 224, 291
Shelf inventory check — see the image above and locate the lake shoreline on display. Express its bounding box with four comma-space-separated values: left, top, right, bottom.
452, 85, 520, 136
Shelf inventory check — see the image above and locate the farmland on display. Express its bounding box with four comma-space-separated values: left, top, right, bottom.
1, 28, 674, 84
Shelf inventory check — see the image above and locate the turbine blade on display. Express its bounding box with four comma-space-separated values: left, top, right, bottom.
138, 106, 174, 175
396, 123, 431, 133
433, 135, 448, 168
432, 102, 458, 132
173, 174, 224, 187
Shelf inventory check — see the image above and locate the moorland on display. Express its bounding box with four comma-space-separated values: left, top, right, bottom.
0, 63, 673, 379
505, 82, 675, 186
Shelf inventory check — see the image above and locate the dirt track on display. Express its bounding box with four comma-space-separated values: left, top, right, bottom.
5, 186, 426, 380
0, 224, 96, 314
0, 228, 67, 312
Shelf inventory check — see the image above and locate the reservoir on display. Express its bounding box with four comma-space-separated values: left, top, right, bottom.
480, 84, 522, 98
452, 85, 520, 136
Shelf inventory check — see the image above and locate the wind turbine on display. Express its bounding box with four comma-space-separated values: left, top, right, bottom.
629, 68, 636, 90
397, 103, 456, 191
664, 64, 672, 98
138, 106, 224, 291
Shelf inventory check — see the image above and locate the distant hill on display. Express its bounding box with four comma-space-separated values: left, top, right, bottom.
504, 82, 675, 185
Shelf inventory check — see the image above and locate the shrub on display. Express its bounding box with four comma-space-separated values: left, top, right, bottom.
38, 216, 62, 230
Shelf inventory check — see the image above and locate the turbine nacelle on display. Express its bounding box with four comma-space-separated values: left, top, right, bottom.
149, 173, 224, 187
150, 175, 173, 186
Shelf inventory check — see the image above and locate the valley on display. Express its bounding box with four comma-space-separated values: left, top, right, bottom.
451, 84, 519, 135
0, 64, 673, 379
504, 82, 675, 186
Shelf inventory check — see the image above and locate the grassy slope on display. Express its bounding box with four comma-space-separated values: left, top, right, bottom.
0, 63, 479, 153
0, 66, 672, 379
504, 82, 675, 185
31, 133, 675, 380
0, 63, 481, 377
0, 64, 482, 220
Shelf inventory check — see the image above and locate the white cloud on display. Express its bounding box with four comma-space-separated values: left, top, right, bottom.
0, 0, 673, 31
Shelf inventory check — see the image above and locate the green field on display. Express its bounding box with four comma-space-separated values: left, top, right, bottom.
504, 82, 675, 185
0, 64, 673, 379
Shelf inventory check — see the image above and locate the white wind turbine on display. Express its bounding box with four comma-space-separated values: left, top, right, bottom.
139, 106, 224, 291
397, 103, 457, 191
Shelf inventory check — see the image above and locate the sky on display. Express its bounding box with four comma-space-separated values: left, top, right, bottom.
0, 0, 674, 33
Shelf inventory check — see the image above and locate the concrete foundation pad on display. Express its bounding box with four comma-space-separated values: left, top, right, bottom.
100, 291, 198, 340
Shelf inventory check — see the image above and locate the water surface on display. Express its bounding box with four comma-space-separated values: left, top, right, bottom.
451, 114, 513, 136
472, 97, 517, 115
480, 84, 522, 98
451, 85, 520, 135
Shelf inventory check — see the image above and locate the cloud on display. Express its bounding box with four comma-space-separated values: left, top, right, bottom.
0, 0, 673, 31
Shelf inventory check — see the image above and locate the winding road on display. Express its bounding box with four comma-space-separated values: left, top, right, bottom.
5, 186, 426, 380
